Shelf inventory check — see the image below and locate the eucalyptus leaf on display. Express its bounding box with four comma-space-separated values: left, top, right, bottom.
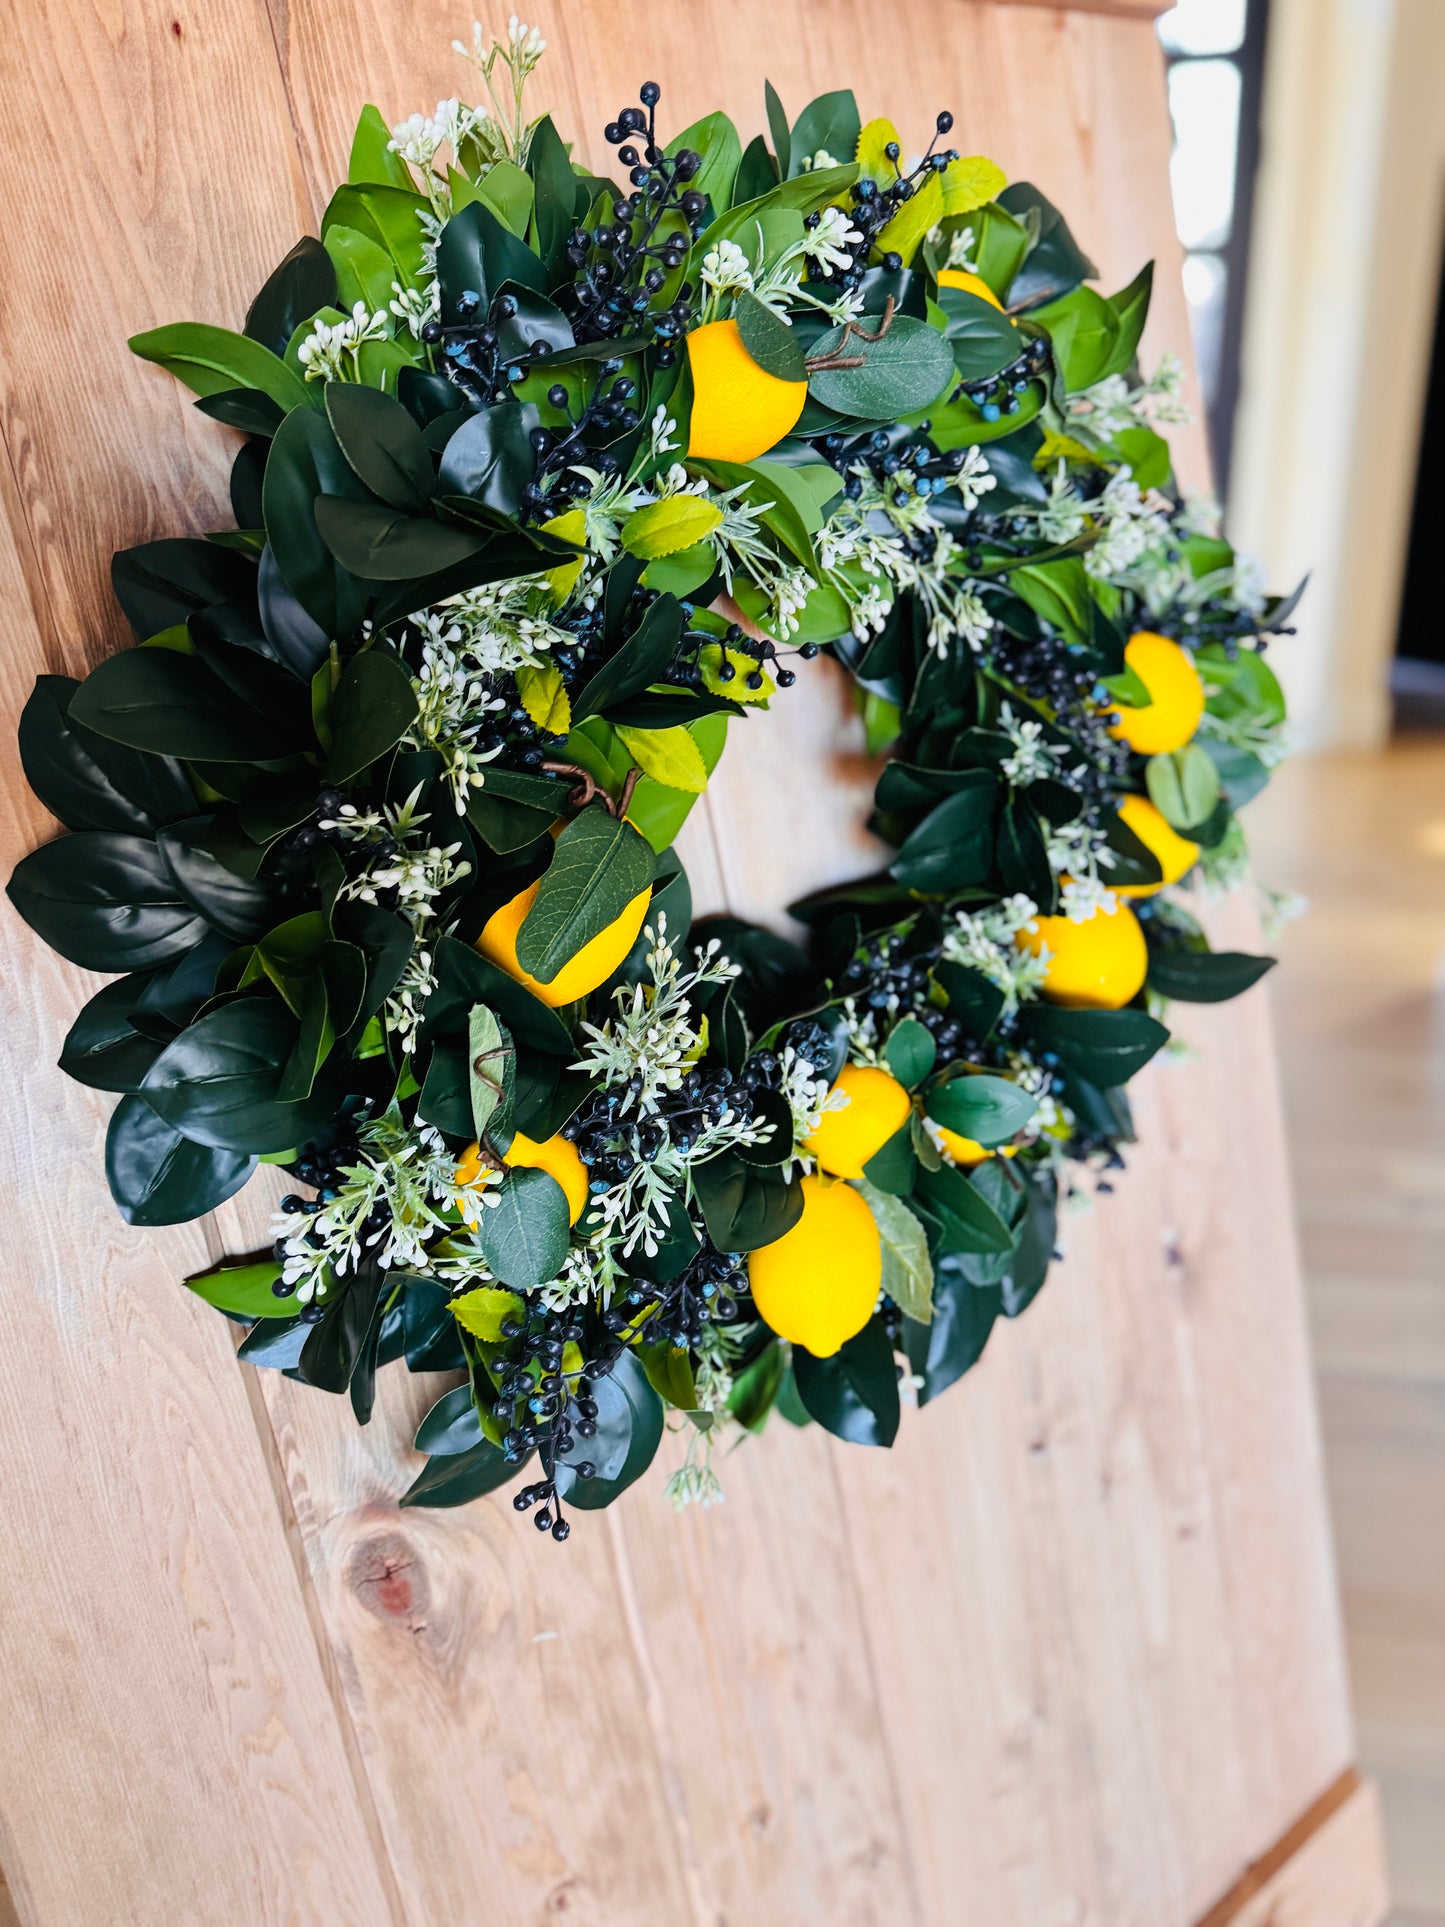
855, 1181, 934, 1323
475, 1165, 569, 1292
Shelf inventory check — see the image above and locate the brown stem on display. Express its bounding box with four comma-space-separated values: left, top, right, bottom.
540, 759, 638, 821
804, 295, 897, 374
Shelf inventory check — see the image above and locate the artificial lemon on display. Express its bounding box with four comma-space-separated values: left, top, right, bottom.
804, 1063, 913, 1180
748, 1174, 881, 1358
1114, 793, 1200, 898
1015, 899, 1148, 1010
931, 1125, 1019, 1168
1107, 632, 1205, 756
455, 1129, 589, 1225
937, 267, 1005, 312
686, 318, 808, 464
477, 877, 651, 1009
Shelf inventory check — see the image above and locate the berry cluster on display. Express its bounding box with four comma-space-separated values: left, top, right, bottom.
809, 112, 961, 291
560, 83, 707, 350
954, 334, 1052, 422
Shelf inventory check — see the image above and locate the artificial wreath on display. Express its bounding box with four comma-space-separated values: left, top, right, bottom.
10, 21, 1301, 1537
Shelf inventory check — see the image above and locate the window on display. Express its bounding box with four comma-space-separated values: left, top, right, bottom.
1157, 0, 1268, 493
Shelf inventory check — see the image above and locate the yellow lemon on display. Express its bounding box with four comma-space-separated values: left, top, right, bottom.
686, 319, 808, 464
477, 877, 651, 1009
931, 1126, 1019, 1168
1114, 793, 1200, 898
748, 1174, 881, 1358
1015, 900, 1148, 1010
1107, 632, 1205, 756
804, 1063, 913, 1180
937, 267, 1005, 312
455, 1129, 589, 1225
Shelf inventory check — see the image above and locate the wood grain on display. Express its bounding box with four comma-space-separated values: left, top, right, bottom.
1194, 1774, 1389, 1927
0, 2, 1379, 1921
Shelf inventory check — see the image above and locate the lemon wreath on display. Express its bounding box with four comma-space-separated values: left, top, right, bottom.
10, 23, 1300, 1534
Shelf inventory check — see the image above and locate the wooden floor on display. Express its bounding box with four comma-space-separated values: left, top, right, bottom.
1253, 739, 1445, 1927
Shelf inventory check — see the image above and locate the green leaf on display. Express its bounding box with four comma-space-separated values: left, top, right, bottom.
807, 313, 955, 419
413, 1382, 485, 1455
19, 675, 193, 834
263, 407, 372, 640
435, 398, 539, 515
1029, 285, 1119, 393
527, 115, 579, 270
667, 109, 743, 210
327, 648, 418, 783
787, 90, 860, 178
691, 1154, 803, 1252
59, 973, 164, 1092
105, 1094, 254, 1226
468, 1004, 515, 1141
916, 1162, 1017, 1255
244, 237, 338, 361
313, 497, 486, 581
8, 832, 207, 972
474, 1165, 569, 1292
904, 1266, 1000, 1404
141, 998, 336, 1153
855, 1182, 934, 1323
1020, 1004, 1169, 1086
636, 1339, 698, 1411
926, 1074, 1037, 1148
621, 495, 724, 561
514, 807, 654, 982
998, 182, 1098, 308
616, 723, 709, 794
1010, 556, 1092, 644
728, 1340, 786, 1431
883, 1014, 936, 1089
185, 1257, 290, 1318
325, 383, 435, 514
1103, 263, 1153, 382
1147, 745, 1220, 831
936, 285, 1021, 382
574, 594, 684, 720
1145, 947, 1275, 1004
401, 1436, 523, 1508
67, 648, 303, 763
348, 102, 416, 188
130, 322, 311, 413
792, 1316, 900, 1445
552, 1351, 664, 1509
474, 160, 536, 239
733, 290, 806, 381
889, 779, 997, 892
940, 154, 1007, 217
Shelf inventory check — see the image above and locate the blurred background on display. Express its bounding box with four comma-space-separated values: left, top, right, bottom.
1159, 0, 1445, 1918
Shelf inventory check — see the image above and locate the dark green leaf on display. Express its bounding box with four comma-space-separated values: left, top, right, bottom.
299, 1262, 387, 1393
325, 383, 436, 513
263, 407, 373, 639
787, 90, 860, 179
141, 998, 336, 1153
1020, 1004, 1169, 1086
1000, 1170, 1056, 1318
245, 236, 338, 359
997, 182, 1098, 308
728, 1339, 785, 1431
514, 808, 654, 982
904, 1266, 1000, 1404
552, 1351, 664, 1509
257, 548, 332, 680
889, 779, 996, 892
313, 496, 487, 582
401, 1436, 526, 1508
8, 832, 207, 971
414, 1383, 485, 1456
424, 934, 574, 1057
436, 199, 546, 321
916, 1161, 1017, 1255
936, 285, 1022, 381
573, 594, 685, 720
60, 973, 165, 1092
326, 647, 418, 783
105, 1093, 254, 1225
19, 675, 193, 834
528, 115, 580, 270
156, 816, 278, 941
1145, 947, 1275, 1004
110, 538, 258, 639
691, 1154, 804, 1252
792, 1316, 900, 1445
435, 400, 538, 515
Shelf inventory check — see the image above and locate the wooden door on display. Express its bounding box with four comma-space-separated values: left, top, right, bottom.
0, 2, 1387, 1922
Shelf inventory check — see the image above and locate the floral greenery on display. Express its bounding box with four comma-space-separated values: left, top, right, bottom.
9, 20, 1300, 1537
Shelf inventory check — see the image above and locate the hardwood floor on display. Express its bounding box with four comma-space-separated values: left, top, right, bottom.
1252, 739, 1445, 1926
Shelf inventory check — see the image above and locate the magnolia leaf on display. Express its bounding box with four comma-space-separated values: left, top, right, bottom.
516, 661, 572, 735
450, 1285, 525, 1344
616, 723, 709, 794
621, 495, 724, 561
941, 154, 1008, 217
926, 1073, 1037, 1147
855, 1181, 935, 1324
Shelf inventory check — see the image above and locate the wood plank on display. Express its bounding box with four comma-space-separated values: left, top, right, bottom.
1193, 1772, 1389, 1927
0, 2, 404, 1919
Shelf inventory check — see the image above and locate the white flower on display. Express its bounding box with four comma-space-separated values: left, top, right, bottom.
295, 303, 389, 383
1059, 876, 1118, 922
952, 444, 997, 514
390, 279, 439, 340
941, 896, 1051, 1015
778, 1045, 847, 1177
802, 204, 864, 277
700, 237, 754, 302
944, 225, 978, 271
998, 702, 1060, 786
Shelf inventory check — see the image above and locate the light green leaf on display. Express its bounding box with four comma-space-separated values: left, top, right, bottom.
130, 323, 312, 413
468, 1004, 515, 1143
516, 661, 572, 735
616, 723, 709, 794
451, 1285, 526, 1343
699, 642, 774, 703
622, 495, 724, 561
941, 154, 1008, 216
855, 1181, 935, 1324
184, 1258, 293, 1318
1146, 745, 1221, 831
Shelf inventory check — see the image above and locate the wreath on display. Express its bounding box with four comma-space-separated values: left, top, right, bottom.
9, 22, 1301, 1537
